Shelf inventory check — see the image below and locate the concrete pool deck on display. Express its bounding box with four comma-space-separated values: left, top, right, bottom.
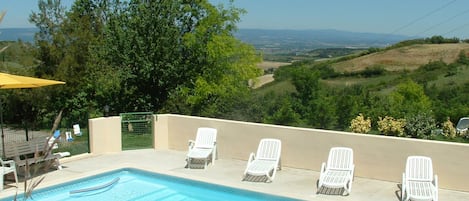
1, 149, 468, 201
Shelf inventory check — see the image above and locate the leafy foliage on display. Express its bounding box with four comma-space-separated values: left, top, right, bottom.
2, 0, 261, 128
349, 114, 371, 134
377, 116, 406, 137
264, 96, 303, 127
3, 1, 469, 145
389, 79, 431, 118
442, 117, 457, 138
404, 113, 436, 139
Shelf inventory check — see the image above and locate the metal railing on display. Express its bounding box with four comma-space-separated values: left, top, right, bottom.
120, 112, 153, 150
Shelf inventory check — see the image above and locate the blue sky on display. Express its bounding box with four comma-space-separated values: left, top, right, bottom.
1, 0, 469, 38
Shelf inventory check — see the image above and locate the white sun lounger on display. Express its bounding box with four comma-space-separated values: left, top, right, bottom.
73, 124, 82, 136
317, 147, 355, 195
0, 159, 18, 191
402, 156, 438, 201
186, 127, 217, 169
243, 138, 282, 182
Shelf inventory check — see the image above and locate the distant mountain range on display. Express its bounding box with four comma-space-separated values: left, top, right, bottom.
0, 28, 37, 42
234, 29, 414, 50
0, 27, 414, 49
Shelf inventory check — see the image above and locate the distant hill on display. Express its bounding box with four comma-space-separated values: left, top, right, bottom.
235, 29, 413, 50
332, 43, 469, 72
0, 28, 37, 42
1, 27, 414, 49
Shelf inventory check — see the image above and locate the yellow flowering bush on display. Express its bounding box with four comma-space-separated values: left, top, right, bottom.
377, 116, 406, 137
442, 118, 456, 138
349, 114, 371, 134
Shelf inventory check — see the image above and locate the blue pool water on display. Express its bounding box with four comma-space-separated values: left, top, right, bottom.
2, 168, 302, 201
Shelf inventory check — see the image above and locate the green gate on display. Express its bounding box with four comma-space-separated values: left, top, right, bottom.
120, 112, 153, 150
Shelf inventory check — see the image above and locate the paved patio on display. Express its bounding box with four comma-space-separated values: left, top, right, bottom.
1, 149, 468, 200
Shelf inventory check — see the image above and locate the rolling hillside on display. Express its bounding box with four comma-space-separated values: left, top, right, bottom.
332, 43, 469, 72
257, 42, 469, 94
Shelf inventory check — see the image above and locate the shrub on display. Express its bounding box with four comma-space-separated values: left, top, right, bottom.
377, 116, 406, 137
459, 130, 468, 138
404, 113, 436, 139
349, 113, 371, 134
442, 117, 456, 138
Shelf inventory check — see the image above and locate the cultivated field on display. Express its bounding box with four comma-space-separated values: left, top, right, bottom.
252, 61, 292, 88
332, 43, 469, 72
257, 61, 291, 70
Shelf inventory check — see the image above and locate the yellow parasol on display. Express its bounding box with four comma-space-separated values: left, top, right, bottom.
0, 72, 65, 89
0, 72, 65, 157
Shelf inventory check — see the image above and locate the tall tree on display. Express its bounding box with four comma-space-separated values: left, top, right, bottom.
29, 0, 66, 76
389, 79, 432, 118
103, 0, 261, 114
30, 0, 112, 124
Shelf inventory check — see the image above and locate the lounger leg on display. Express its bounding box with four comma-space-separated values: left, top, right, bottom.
0, 173, 3, 191
278, 158, 282, 170
344, 182, 350, 196
55, 158, 62, 170
13, 170, 18, 188
212, 152, 215, 165
347, 179, 353, 194
266, 175, 272, 183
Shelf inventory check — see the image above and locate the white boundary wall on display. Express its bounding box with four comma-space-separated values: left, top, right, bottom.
152, 114, 469, 192
88, 114, 469, 192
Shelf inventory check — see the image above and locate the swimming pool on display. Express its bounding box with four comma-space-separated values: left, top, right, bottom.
2, 168, 302, 201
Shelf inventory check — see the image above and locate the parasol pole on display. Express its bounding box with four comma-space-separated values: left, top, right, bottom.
0, 96, 5, 158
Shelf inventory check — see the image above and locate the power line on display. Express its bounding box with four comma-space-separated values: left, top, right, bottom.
415, 7, 469, 37
388, 0, 457, 35
443, 21, 469, 37
371, 0, 458, 46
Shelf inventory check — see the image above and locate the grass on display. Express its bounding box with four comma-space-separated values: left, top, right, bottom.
55, 128, 89, 155
429, 134, 469, 143
121, 132, 153, 150
426, 65, 469, 89
322, 74, 400, 89
54, 127, 154, 153
253, 80, 296, 96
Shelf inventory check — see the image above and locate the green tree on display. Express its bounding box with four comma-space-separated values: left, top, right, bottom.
389, 79, 432, 118
264, 96, 303, 126
291, 66, 321, 105
335, 86, 368, 130
29, 0, 113, 125
289, 66, 337, 128
102, 0, 186, 112
177, 0, 262, 117
29, 0, 66, 76
311, 91, 337, 129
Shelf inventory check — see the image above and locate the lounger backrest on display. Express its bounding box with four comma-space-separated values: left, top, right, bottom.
405, 156, 433, 182
327, 147, 354, 170
73, 124, 82, 136
194, 127, 217, 149
256, 138, 282, 161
